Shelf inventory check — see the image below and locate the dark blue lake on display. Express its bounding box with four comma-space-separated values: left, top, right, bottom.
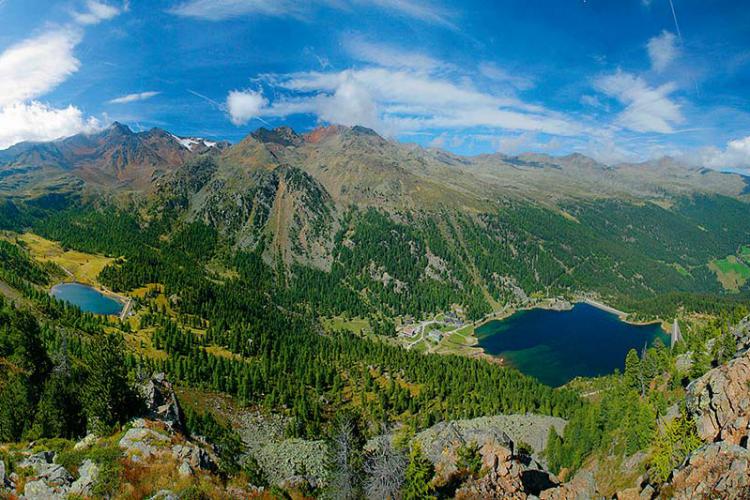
50, 283, 123, 315
475, 303, 669, 387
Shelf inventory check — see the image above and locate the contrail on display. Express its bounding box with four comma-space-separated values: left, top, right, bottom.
188, 89, 225, 111
668, 0, 683, 43
667, 0, 700, 96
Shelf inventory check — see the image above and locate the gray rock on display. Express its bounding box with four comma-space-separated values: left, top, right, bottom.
171, 444, 216, 471
19, 451, 54, 469
69, 459, 99, 496
73, 433, 98, 450
39, 464, 73, 487
119, 426, 171, 461
141, 373, 184, 431
149, 489, 180, 500
0, 459, 5, 487
178, 461, 193, 477
414, 414, 566, 469
18, 451, 72, 489
22, 479, 58, 500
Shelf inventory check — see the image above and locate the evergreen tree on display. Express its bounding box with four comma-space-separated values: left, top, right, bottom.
83, 334, 141, 433
402, 442, 435, 500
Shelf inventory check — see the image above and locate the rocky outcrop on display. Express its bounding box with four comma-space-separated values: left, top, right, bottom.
141, 372, 184, 431
685, 351, 750, 445
454, 441, 559, 499
539, 470, 598, 500
415, 413, 566, 471
662, 442, 750, 499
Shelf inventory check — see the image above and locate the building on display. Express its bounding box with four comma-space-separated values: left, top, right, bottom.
427, 330, 443, 343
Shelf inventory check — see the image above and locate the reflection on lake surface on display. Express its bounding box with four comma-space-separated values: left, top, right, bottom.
475, 303, 669, 387
50, 282, 123, 316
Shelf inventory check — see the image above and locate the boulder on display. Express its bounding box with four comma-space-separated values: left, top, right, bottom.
539, 470, 596, 500
172, 443, 216, 471
73, 433, 98, 450
0, 459, 5, 487
178, 461, 193, 477
69, 459, 99, 496
685, 351, 750, 445
22, 479, 58, 500
119, 426, 171, 461
19, 451, 73, 488
664, 442, 750, 499
149, 490, 180, 500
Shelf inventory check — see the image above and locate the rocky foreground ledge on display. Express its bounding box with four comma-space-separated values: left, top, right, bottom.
0, 374, 243, 500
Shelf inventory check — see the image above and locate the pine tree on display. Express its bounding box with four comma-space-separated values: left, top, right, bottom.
624, 349, 642, 391
402, 442, 435, 500
83, 334, 141, 433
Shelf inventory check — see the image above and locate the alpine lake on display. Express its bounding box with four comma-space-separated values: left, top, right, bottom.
475, 302, 669, 387
50, 282, 124, 316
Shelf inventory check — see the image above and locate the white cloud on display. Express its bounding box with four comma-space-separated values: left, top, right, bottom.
170, 0, 452, 26
699, 136, 750, 170
0, 101, 101, 149
73, 0, 121, 25
0, 11, 118, 149
594, 70, 683, 133
647, 31, 678, 72
170, 0, 304, 20
229, 62, 585, 137
108, 91, 160, 104
478, 62, 534, 90
226, 89, 268, 125
345, 37, 446, 72
0, 29, 81, 107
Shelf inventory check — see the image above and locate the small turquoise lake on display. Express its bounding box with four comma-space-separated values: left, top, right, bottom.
50, 283, 123, 315
475, 303, 669, 387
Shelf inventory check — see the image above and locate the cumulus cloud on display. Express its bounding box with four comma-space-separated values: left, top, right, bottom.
0, 15, 118, 149
647, 31, 678, 72
108, 91, 160, 104
74, 1, 121, 25
0, 29, 81, 107
699, 136, 750, 170
226, 89, 268, 125
170, 0, 452, 26
594, 70, 683, 133
0, 101, 101, 149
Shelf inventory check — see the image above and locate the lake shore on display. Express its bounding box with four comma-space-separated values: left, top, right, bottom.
441, 296, 671, 363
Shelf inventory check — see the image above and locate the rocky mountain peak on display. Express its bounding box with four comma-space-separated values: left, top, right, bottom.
105, 121, 134, 137
251, 126, 303, 147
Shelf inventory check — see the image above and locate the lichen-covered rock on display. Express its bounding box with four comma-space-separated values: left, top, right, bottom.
69, 459, 99, 496
663, 442, 750, 499
73, 433, 98, 450
119, 426, 171, 461
149, 489, 180, 500
685, 351, 750, 445
22, 479, 58, 500
178, 461, 193, 477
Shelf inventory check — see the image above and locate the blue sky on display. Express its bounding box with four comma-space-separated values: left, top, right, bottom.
0, 0, 749, 168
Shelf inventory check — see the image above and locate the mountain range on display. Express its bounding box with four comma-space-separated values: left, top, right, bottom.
3, 122, 750, 310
